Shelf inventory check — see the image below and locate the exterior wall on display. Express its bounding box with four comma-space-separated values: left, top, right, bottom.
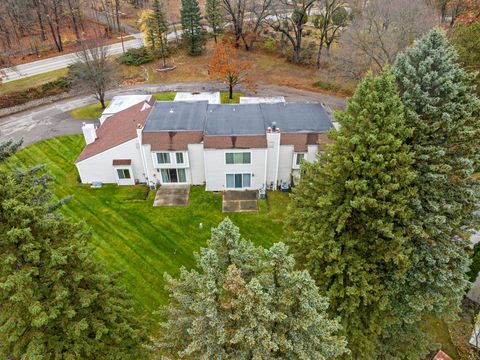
307, 144, 318, 162
266, 132, 280, 187
147, 149, 192, 185
188, 143, 206, 185
204, 148, 267, 191
76, 139, 146, 185
278, 145, 294, 186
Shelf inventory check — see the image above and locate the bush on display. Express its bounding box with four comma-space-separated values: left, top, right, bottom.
263, 37, 277, 52
0, 76, 72, 108
313, 79, 342, 93
469, 242, 480, 282
118, 47, 154, 66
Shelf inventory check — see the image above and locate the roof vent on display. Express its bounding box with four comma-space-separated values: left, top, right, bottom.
272, 121, 277, 131
169, 109, 174, 114
232, 108, 236, 112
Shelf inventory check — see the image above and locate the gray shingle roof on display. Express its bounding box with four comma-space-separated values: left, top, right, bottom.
260, 103, 333, 132
204, 104, 265, 135
143, 101, 333, 134
143, 101, 208, 132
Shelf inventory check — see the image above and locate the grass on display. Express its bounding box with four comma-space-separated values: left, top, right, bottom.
4, 135, 461, 353
153, 92, 176, 101
4, 135, 289, 318
0, 68, 69, 95
70, 101, 111, 120
220, 91, 243, 104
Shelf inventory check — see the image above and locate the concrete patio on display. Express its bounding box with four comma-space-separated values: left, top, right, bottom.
223, 190, 258, 212
153, 185, 190, 206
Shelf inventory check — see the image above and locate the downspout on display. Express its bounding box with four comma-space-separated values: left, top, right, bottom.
274, 130, 281, 190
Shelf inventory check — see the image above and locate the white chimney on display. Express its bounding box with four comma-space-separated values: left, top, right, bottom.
82, 123, 97, 145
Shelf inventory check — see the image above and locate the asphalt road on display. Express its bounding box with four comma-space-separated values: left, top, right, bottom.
1, 34, 146, 82
0, 82, 346, 147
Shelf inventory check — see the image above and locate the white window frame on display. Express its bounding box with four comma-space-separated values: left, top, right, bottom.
225, 173, 252, 189
160, 168, 188, 184
116, 168, 131, 179
225, 151, 252, 165
293, 152, 306, 169
153, 151, 189, 168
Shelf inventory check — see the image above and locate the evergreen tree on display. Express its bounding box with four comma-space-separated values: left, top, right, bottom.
0, 145, 149, 359
287, 70, 416, 358
380, 29, 480, 358
205, 0, 224, 43
151, 0, 169, 67
140, 0, 169, 67
159, 218, 348, 359
180, 0, 205, 55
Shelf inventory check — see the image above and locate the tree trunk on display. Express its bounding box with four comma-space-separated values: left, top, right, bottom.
229, 83, 233, 99
33, 0, 47, 41
67, 0, 81, 42
115, 0, 121, 31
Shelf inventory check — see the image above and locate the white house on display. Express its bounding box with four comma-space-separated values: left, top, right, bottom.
75, 96, 334, 191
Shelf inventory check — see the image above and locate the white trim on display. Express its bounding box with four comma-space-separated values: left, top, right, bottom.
224, 151, 252, 165
225, 172, 252, 189
292, 152, 307, 169
152, 151, 190, 168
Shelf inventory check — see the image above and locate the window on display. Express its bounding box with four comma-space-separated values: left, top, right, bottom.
226, 173, 251, 188
116, 169, 131, 179
226, 152, 251, 164
176, 152, 184, 164
295, 153, 305, 165
160, 168, 187, 183
156, 152, 170, 164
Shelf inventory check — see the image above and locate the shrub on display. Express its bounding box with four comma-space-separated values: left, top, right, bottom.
313, 79, 342, 92
0, 76, 72, 109
118, 47, 154, 66
469, 242, 480, 282
263, 37, 277, 52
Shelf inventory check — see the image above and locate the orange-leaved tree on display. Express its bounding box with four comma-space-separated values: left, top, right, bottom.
208, 41, 255, 100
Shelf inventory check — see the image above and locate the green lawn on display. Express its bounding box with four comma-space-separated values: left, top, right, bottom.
221, 91, 243, 104
70, 101, 111, 119
4, 135, 288, 318
153, 92, 176, 101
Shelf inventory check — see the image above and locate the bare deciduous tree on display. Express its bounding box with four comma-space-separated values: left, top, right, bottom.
267, 0, 315, 63
335, 0, 438, 76
71, 42, 117, 108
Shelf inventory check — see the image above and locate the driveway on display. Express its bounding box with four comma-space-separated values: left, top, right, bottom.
0, 82, 346, 147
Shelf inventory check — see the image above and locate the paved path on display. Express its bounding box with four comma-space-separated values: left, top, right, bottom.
0, 82, 346, 147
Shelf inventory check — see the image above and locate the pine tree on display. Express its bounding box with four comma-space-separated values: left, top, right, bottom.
159, 218, 348, 359
379, 29, 480, 358
180, 0, 205, 55
0, 146, 149, 359
205, 0, 224, 43
287, 70, 416, 358
151, 0, 169, 67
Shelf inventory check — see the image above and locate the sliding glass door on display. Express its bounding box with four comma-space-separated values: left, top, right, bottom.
160, 168, 187, 183
226, 173, 251, 189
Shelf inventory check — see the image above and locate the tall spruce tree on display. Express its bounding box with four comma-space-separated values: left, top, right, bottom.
159, 218, 348, 359
205, 0, 224, 43
181, 0, 205, 55
379, 29, 480, 358
287, 70, 416, 358
151, 0, 169, 67
0, 144, 149, 359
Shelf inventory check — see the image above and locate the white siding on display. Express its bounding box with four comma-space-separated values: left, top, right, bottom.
266, 132, 280, 187
278, 145, 294, 186
76, 139, 146, 185
188, 143, 206, 184
204, 148, 267, 191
